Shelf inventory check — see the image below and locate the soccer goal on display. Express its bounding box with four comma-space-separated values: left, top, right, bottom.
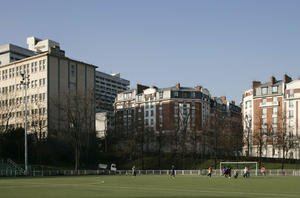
219, 161, 258, 176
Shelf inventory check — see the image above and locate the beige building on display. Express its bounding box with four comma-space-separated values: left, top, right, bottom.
0, 37, 96, 138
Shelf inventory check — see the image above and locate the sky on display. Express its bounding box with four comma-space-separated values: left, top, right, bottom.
1, 0, 300, 103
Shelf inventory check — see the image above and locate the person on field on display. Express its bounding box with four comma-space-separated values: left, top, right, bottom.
207, 166, 212, 177
243, 166, 249, 178
261, 165, 266, 176
132, 165, 136, 176
233, 169, 238, 179
222, 166, 226, 176
170, 165, 176, 178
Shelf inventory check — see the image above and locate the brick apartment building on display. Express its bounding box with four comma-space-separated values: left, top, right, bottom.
114, 83, 242, 155
242, 75, 300, 159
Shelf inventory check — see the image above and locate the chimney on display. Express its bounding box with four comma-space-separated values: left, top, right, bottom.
220, 96, 227, 104
252, 81, 261, 96
252, 81, 261, 89
284, 74, 292, 83
270, 76, 276, 85
176, 83, 181, 89
194, 85, 202, 91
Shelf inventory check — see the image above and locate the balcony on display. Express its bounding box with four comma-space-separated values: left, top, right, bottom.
260, 101, 278, 107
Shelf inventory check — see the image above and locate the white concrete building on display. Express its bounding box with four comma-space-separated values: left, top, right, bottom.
0, 37, 95, 138
27, 37, 60, 53
0, 44, 35, 66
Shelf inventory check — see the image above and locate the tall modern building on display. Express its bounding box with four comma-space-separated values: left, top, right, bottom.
95, 71, 129, 112
0, 37, 95, 138
242, 75, 300, 159
95, 71, 130, 138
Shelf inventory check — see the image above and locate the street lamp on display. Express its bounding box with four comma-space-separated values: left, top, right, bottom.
20, 71, 30, 175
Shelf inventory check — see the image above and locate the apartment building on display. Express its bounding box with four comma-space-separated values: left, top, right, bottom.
0, 37, 95, 138
242, 75, 300, 159
115, 84, 209, 133
114, 83, 241, 154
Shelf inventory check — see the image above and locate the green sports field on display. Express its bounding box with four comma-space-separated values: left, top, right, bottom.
0, 175, 299, 198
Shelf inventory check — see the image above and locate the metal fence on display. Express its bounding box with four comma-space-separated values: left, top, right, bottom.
1, 169, 300, 177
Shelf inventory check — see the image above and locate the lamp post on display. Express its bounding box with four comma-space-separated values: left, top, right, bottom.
20, 72, 30, 175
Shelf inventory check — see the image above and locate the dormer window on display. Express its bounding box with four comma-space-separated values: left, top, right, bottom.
262, 87, 268, 95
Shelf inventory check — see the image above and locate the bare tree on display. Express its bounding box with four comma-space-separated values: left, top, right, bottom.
210, 108, 225, 169
275, 112, 297, 170
29, 96, 47, 139
243, 115, 252, 157
200, 119, 210, 163
50, 90, 95, 171
252, 110, 269, 167
232, 119, 243, 159
0, 91, 20, 133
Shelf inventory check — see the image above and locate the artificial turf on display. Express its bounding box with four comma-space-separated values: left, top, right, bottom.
0, 175, 299, 198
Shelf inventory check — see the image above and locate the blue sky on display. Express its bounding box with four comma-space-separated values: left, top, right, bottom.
1, 0, 300, 103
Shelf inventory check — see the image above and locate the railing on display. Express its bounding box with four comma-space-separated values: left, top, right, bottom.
260, 101, 278, 107
1, 169, 300, 177
7, 159, 25, 173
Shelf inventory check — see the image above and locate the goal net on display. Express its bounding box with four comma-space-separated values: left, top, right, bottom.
219, 161, 258, 176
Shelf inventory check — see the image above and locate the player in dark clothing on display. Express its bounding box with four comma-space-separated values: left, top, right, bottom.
170, 165, 176, 178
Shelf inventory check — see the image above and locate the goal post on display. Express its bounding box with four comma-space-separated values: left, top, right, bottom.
219, 161, 258, 176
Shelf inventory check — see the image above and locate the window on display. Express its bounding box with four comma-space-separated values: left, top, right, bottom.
39, 60, 42, 71
262, 118, 267, 125
246, 101, 252, 109
42, 59, 46, 70
273, 107, 277, 115
262, 99, 267, 105
146, 111, 149, 117
173, 91, 179, 98
151, 110, 154, 116
262, 108, 267, 116
272, 86, 278, 93
262, 87, 268, 95
71, 65, 76, 77
290, 89, 294, 98
289, 101, 294, 108
150, 103, 154, 108
159, 91, 163, 99
273, 97, 277, 103
150, 119, 154, 126
289, 110, 294, 118
272, 117, 277, 125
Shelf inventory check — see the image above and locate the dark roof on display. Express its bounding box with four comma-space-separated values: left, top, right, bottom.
259, 80, 283, 88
